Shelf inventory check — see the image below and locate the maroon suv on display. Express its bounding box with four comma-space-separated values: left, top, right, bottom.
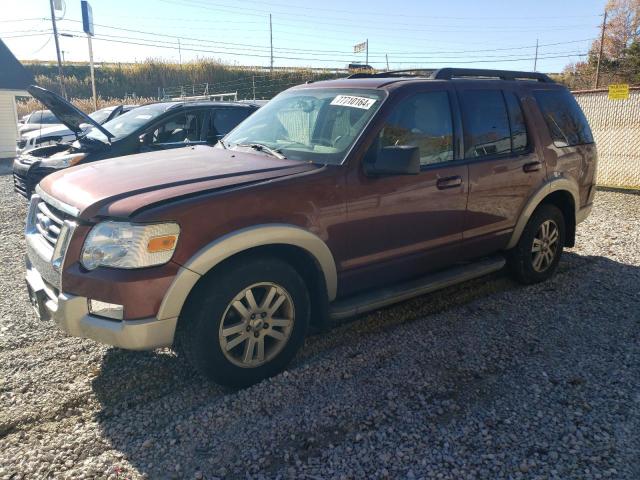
24, 68, 597, 386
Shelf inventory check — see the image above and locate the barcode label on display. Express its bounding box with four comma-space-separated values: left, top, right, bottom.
330, 95, 377, 109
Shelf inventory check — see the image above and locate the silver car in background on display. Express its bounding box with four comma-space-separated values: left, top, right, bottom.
16, 105, 137, 154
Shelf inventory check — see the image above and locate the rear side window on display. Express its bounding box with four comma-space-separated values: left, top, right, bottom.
504, 92, 528, 154
210, 108, 251, 140
533, 89, 593, 147
460, 90, 511, 159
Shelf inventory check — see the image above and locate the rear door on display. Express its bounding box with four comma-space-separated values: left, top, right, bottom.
455, 84, 546, 258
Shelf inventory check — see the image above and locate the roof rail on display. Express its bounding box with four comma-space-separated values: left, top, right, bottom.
430, 68, 554, 83
347, 68, 436, 79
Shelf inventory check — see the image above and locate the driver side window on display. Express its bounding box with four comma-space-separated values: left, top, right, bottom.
380, 91, 454, 166
150, 111, 205, 144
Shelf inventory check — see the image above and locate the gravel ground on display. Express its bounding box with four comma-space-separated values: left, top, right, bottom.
0, 164, 639, 479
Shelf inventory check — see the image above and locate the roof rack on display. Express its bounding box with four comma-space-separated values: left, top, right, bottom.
347, 68, 435, 79
430, 68, 553, 82
347, 67, 553, 83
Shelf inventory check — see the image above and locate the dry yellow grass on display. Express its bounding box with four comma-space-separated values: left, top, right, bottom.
16, 97, 157, 118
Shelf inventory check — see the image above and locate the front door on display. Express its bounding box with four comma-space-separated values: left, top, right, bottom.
341, 86, 468, 297
142, 109, 208, 151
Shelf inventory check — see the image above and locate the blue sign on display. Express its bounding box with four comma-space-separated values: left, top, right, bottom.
81, 1, 94, 36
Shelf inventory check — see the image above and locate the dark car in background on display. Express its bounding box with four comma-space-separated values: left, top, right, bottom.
13, 86, 260, 198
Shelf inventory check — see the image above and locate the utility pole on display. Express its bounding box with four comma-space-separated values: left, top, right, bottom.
533, 38, 538, 71
365, 38, 369, 66
178, 38, 182, 65
269, 14, 273, 72
49, 0, 66, 98
385, 53, 389, 71
594, 9, 608, 89
87, 34, 97, 110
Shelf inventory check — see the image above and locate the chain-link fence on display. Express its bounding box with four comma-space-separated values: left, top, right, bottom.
574, 87, 640, 189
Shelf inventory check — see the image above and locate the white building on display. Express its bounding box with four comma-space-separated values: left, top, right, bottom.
0, 40, 33, 159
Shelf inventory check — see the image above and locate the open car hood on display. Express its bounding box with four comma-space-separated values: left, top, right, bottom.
27, 85, 114, 139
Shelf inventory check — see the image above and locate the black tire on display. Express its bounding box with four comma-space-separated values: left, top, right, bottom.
178, 257, 310, 387
507, 204, 566, 285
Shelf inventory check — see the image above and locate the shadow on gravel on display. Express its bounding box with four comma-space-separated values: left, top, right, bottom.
0, 159, 14, 176
90, 252, 640, 479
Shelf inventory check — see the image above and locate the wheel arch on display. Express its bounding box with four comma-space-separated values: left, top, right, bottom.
506, 178, 579, 250
157, 224, 337, 325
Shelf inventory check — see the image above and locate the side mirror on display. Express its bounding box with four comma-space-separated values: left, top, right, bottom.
366, 145, 420, 176
139, 132, 152, 145
207, 134, 224, 145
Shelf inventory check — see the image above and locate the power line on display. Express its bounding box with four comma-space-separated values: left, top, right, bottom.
159, 0, 600, 23
61, 31, 590, 66
57, 19, 595, 58
1, 32, 52, 39
27, 16, 598, 53
81, 31, 591, 61
0, 17, 45, 23
159, 0, 598, 33
59, 28, 590, 63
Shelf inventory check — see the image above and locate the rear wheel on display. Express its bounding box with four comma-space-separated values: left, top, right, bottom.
179, 257, 310, 387
508, 204, 565, 284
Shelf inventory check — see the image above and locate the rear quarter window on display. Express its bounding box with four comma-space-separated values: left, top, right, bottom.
533, 89, 593, 147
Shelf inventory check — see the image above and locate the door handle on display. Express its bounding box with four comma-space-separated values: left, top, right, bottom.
523, 161, 542, 173
436, 175, 463, 190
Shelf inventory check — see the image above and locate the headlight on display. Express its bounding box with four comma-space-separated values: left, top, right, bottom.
40, 152, 87, 168
81, 222, 180, 270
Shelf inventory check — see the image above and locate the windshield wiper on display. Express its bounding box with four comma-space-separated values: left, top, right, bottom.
218, 138, 227, 149
233, 143, 286, 159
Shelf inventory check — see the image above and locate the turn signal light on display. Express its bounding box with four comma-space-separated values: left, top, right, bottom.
147, 234, 178, 253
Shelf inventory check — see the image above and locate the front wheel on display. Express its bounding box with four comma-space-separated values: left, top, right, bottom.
179, 257, 310, 387
508, 204, 566, 284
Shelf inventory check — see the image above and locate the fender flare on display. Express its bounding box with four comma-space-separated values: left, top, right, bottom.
157, 224, 338, 321
506, 177, 579, 250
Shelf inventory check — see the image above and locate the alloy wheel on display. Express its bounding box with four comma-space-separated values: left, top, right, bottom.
218, 282, 295, 368
531, 219, 559, 273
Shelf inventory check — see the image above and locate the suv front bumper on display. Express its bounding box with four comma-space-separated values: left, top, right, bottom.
25, 256, 177, 351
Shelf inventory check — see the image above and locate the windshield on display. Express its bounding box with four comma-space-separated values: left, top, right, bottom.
88, 106, 116, 125
84, 103, 170, 142
27, 110, 58, 124
224, 88, 385, 164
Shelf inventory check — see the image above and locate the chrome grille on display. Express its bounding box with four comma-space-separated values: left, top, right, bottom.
35, 200, 71, 247
26, 194, 78, 284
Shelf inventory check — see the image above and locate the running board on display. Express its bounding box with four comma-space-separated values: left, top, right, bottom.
329, 255, 506, 320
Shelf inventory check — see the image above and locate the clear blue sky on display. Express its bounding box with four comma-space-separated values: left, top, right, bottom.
1, 0, 606, 72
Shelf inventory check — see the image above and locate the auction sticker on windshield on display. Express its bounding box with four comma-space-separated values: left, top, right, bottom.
330, 95, 377, 109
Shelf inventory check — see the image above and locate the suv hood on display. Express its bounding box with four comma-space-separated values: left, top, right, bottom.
39, 146, 320, 219
27, 86, 114, 139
